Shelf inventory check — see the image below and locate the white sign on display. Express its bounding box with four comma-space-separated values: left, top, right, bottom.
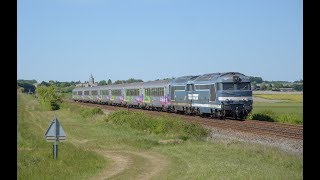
45, 117, 66, 142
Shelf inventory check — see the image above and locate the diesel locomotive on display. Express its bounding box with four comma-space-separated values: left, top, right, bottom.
72, 72, 253, 119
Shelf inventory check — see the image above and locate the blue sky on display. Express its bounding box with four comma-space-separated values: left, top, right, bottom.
17, 0, 302, 83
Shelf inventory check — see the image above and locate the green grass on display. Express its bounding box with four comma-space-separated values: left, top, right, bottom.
253, 94, 303, 103
251, 93, 303, 124
155, 141, 301, 179
18, 94, 302, 179
252, 102, 303, 124
17, 94, 107, 180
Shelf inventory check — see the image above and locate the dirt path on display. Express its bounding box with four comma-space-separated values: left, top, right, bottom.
91, 150, 132, 180
89, 149, 169, 180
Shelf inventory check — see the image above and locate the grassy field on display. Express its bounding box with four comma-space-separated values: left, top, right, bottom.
18, 93, 302, 179
254, 94, 303, 103
252, 94, 303, 124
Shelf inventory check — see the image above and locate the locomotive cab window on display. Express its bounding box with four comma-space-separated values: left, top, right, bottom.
236, 82, 251, 90
222, 83, 234, 90
186, 84, 195, 91
218, 82, 251, 90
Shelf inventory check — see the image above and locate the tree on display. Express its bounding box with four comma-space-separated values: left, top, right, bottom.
17, 81, 36, 93
114, 80, 123, 84
293, 79, 303, 83
273, 83, 284, 90
293, 84, 303, 91
259, 83, 267, 90
126, 78, 143, 83
249, 76, 263, 83
39, 81, 50, 86
98, 80, 107, 86
107, 79, 112, 85
36, 85, 62, 110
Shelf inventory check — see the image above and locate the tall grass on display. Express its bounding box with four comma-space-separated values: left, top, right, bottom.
17, 94, 106, 180
106, 110, 208, 139
247, 110, 276, 122
80, 107, 104, 118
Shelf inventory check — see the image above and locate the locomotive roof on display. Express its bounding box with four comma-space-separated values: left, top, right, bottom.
170, 75, 199, 85
193, 72, 247, 83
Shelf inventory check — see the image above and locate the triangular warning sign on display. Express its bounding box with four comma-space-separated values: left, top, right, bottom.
45, 117, 66, 142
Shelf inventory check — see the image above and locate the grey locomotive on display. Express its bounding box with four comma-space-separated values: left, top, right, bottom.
72, 72, 252, 120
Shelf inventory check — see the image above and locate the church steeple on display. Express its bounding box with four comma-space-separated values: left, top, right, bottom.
89, 74, 94, 84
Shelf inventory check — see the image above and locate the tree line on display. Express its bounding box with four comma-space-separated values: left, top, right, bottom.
17, 75, 303, 94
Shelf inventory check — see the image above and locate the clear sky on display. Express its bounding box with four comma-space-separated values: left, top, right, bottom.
17, 0, 302, 83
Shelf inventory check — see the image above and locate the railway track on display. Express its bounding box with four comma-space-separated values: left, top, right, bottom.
73, 101, 303, 140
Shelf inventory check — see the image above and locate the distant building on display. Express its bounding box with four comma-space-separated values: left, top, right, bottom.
76, 74, 98, 87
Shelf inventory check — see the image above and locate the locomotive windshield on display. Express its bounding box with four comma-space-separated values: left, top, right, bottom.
217, 82, 251, 90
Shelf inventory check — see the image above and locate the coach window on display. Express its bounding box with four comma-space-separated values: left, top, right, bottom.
111, 90, 121, 96
92, 90, 98, 95
145, 88, 150, 96
170, 86, 175, 100
78, 91, 83, 95
104, 90, 110, 95
84, 91, 89, 95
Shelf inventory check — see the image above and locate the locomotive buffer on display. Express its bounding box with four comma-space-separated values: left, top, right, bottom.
45, 117, 66, 160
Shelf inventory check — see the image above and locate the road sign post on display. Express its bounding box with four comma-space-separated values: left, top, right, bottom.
45, 117, 66, 160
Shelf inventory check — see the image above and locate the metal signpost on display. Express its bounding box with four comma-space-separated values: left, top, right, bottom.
45, 117, 66, 160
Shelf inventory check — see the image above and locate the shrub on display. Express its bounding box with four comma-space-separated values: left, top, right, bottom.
247, 110, 275, 122
36, 85, 62, 110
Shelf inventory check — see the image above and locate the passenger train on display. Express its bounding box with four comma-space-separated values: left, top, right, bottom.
72, 72, 253, 119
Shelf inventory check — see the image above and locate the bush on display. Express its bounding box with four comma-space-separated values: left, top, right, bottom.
36, 86, 62, 110
106, 110, 208, 138
247, 110, 275, 122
